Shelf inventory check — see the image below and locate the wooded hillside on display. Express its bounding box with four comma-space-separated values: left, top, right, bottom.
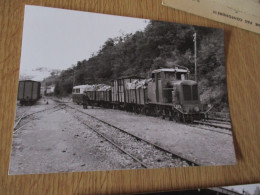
42, 20, 228, 111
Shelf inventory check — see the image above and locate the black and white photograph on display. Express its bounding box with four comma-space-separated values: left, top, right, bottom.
9, 5, 236, 175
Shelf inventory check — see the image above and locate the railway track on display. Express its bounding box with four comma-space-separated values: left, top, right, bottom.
15, 99, 232, 168
53, 99, 233, 164
14, 104, 62, 132
188, 124, 232, 136
193, 120, 231, 131
63, 103, 199, 168
206, 118, 231, 125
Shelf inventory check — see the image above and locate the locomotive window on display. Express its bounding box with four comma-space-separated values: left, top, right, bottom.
176, 73, 181, 80
176, 72, 186, 80
192, 85, 199, 100
151, 73, 155, 82
165, 72, 175, 80
182, 85, 192, 101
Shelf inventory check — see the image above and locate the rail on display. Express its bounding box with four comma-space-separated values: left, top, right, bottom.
64, 103, 200, 166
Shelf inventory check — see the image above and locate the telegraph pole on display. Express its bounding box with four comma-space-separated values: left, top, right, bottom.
193, 32, 197, 82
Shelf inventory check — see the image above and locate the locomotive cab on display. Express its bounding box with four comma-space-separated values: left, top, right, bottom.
148, 67, 190, 104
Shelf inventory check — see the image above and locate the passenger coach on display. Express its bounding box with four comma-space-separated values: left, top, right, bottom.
72, 85, 92, 104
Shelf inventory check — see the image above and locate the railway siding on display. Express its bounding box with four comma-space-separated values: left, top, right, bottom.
67, 103, 236, 166
10, 102, 144, 174
66, 105, 192, 168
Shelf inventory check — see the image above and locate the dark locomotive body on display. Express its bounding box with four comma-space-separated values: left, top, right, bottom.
17, 80, 41, 106
79, 67, 212, 122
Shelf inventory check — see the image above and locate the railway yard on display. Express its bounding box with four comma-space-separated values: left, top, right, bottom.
9, 97, 236, 175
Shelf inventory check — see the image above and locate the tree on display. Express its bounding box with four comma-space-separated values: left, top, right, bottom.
46, 20, 227, 111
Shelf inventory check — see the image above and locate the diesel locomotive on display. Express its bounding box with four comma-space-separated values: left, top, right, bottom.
72, 66, 213, 122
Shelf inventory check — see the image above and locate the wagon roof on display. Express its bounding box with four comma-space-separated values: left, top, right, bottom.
116, 76, 145, 80
19, 80, 41, 83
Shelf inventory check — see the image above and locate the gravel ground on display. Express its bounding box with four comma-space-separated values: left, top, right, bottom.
15, 97, 57, 119
68, 103, 237, 166
9, 100, 142, 175
10, 97, 237, 175
66, 106, 191, 169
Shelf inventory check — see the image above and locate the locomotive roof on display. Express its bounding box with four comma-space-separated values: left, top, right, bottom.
180, 80, 197, 85
152, 68, 188, 73
170, 80, 197, 85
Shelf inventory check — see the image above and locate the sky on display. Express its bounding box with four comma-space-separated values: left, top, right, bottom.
20, 5, 149, 81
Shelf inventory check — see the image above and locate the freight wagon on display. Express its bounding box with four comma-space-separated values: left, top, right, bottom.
111, 76, 147, 111
17, 80, 41, 105
83, 84, 111, 108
